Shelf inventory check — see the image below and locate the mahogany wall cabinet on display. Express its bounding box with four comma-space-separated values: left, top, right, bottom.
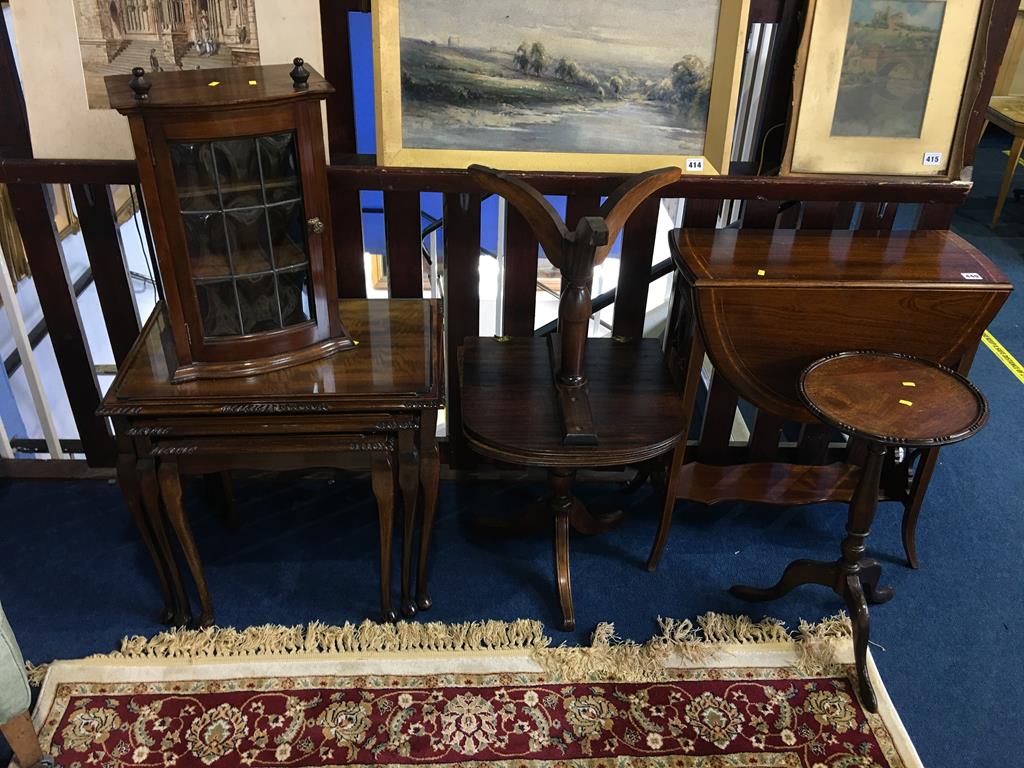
107, 61, 352, 382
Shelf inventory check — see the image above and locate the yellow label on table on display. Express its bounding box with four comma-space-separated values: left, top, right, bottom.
899, 399, 913, 407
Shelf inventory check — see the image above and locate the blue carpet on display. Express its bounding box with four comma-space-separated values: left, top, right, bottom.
1, 136, 1022, 767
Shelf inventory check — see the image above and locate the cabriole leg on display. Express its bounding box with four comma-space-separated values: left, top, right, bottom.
416, 409, 440, 611
158, 461, 213, 628
548, 467, 576, 631
370, 448, 398, 624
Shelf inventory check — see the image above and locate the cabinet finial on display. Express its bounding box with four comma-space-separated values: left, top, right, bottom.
290, 57, 310, 90
129, 67, 151, 101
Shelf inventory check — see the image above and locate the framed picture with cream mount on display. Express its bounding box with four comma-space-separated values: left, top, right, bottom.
783, 0, 984, 178
371, 0, 750, 174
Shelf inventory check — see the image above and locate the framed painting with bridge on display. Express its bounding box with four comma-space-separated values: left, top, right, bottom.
785, 0, 984, 177
371, 0, 749, 174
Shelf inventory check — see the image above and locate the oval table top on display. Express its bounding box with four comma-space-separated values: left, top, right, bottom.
799, 351, 988, 448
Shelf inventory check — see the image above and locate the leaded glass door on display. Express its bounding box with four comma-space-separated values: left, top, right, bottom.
113, 63, 348, 381
170, 132, 315, 338
151, 102, 345, 370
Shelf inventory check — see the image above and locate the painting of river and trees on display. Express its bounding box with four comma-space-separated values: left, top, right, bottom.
395, 0, 723, 156
831, 0, 945, 138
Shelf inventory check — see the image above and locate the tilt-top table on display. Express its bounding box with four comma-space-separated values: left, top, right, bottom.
731, 350, 988, 711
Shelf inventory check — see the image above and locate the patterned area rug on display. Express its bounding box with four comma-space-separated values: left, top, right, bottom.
26, 615, 921, 767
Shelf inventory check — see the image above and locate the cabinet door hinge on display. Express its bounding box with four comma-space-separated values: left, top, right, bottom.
184, 323, 192, 346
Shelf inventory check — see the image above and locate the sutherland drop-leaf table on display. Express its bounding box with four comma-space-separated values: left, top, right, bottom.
99, 298, 443, 628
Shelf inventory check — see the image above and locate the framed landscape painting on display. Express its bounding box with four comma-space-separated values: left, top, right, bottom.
786, 0, 984, 177
372, 0, 749, 173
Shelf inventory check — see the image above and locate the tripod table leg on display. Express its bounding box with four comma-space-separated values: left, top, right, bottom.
549, 468, 576, 632
844, 574, 877, 713
730, 558, 836, 602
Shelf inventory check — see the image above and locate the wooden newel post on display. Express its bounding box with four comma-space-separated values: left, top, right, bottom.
468, 164, 681, 445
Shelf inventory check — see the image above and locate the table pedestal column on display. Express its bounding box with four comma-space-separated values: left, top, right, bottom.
731, 442, 894, 712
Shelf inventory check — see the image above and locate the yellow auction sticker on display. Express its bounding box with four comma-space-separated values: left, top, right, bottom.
983, 330, 1024, 385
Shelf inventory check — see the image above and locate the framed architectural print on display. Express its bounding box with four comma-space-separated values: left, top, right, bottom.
372, 0, 750, 174
72, 0, 261, 110
11, 0, 324, 160
786, 0, 983, 176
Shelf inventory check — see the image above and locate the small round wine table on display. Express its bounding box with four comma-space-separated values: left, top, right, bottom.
730, 351, 988, 712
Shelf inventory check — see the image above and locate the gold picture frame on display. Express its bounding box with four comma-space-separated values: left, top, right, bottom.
372, 0, 750, 174
785, 0, 983, 177
0, 183, 83, 302
51, 185, 80, 240
369, 253, 432, 293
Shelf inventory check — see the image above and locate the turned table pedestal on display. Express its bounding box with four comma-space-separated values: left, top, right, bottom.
731, 351, 988, 712
460, 335, 687, 632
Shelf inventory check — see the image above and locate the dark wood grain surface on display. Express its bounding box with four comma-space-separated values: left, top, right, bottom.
461, 336, 685, 467
102, 297, 443, 627
441, 192, 481, 468
107, 64, 332, 112
800, 352, 988, 447
116, 64, 349, 382
672, 228, 1012, 422
384, 190, 425, 298
675, 461, 875, 507
656, 225, 1012, 574
613, 197, 660, 340
675, 229, 1010, 286
101, 299, 441, 412
501, 204, 540, 337
319, 0, 359, 159
0, 0, 1009, 485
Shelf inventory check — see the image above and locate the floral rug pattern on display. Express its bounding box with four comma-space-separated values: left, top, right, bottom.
40, 670, 907, 767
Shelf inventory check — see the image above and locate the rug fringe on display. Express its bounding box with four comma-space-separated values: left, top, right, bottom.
534, 612, 852, 682
25, 661, 49, 687
25, 612, 852, 686
102, 618, 550, 660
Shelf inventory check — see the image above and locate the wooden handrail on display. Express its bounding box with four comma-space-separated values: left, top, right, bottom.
0, 158, 139, 185
323, 160, 974, 203
0, 155, 974, 207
